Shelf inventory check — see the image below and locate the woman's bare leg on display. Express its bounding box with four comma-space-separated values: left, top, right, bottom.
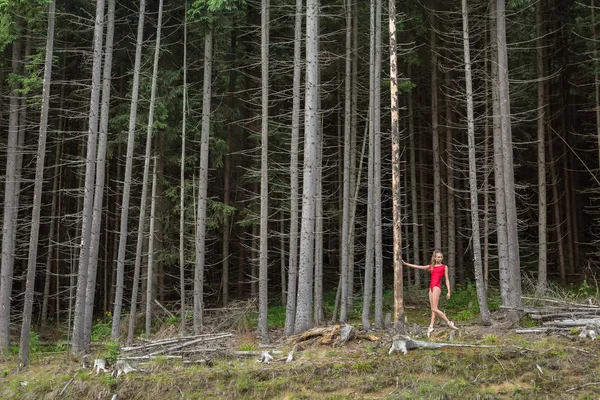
430, 287, 451, 325
428, 290, 436, 327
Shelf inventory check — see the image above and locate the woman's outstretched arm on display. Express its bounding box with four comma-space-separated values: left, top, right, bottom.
402, 260, 430, 270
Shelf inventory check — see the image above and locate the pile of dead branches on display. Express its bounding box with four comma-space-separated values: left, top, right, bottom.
118, 332, 234, 362
514, 297, 600, 339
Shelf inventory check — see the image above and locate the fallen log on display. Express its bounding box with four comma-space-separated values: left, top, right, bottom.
388, 335, 495, 355
543, 318, 600, 328
288, 324, 358, 346
529, 311, 600, 320
521, 296, 600, 309
232, 350, 283, 356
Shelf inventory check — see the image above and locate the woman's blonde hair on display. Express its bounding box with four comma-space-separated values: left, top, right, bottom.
429, 250, 443, 267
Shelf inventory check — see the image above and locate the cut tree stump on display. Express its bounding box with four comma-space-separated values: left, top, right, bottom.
112, 360, 137, 377
92, 359, 110, 374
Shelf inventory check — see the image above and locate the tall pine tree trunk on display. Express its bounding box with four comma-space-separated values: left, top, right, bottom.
462, 0, 491, 324
390, 0, 405, 332
284, 0, 303, 335
194, 27, 213, 333
339, 0, 352, 324
430, 3, 442, 250
496, 0, 522, 313
112, 0, 146, 339
18, 0, 57, 366
83, 0, 116, 347
128, 0, 164, 343
535, 0, 548, 294
293, 0, 319, 334
73, 0, 105, 354
180, 3, 188, 332
145, 156, 159, 335
258, 0, 270, 343
0, 34, 22, 354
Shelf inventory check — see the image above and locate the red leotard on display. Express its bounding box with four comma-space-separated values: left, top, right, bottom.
429, 264, 446, 292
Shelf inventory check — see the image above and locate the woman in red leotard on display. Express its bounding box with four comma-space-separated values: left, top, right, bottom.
403, 250, 458, 338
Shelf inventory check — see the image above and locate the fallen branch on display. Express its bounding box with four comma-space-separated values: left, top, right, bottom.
388, 335, 495, 355
59, 377, 74, 397
154, 299, 175, 320
118, 355, 182, 361
566, 381, 600, 393
232, 350, 283, 356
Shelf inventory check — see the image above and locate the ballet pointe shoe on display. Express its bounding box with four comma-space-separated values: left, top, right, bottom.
427, 325, 435, 338
448, 321, 459, 330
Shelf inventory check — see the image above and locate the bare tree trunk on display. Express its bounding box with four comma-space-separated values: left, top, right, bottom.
490, 0, 510, 307
293, 0, 319, 334
284, 0, 303, 336
145, 157, 158, 336
594, 0, 600, 165
128, 0, 163, 343
41, 139, 62, 328
19, 0, 56, 366
362, 0, 376, 331
496, 0, 522, 313
390, 0, 405, 332
258, 0, 270, 344
549, 141, 566, 284
373, 0, 383, 329
339, 0, 352, 324
483, 23, 490, 288
112, 0, 146, 340
314, 112, 324, 326
430, 4, 442, 250
194, 28, 213, 333
535, 0, 548, 294
408, 65, 421, 287
445, 75, 456, 291
84, 0, 116, 347
0, 34, 22, 354
461, 0, 491, 324
180, 2, 188, 332
280, 213, 286, 306
73, 0, 105, 355
222, 28, 237, 309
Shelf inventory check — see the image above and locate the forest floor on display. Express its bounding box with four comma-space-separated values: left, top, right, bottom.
1, 292, 600, 399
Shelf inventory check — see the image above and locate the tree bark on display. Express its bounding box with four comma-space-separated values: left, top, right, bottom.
390, 0, 405, 332
293, 0, 319, 334
128, 0, 163, 343
535, 0, 548, 294
194, 27, 213, 333
430, 3, 442, 250
112, 0, 146, 340
284, 0, 303, 336
258, 0, 270, 344
73, 0, 105, 355
18, 0, 56, 366
146, 156, 159, 336
461, 0, 491, 324
180, 2, 188, 332
84, 0, 116, 347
